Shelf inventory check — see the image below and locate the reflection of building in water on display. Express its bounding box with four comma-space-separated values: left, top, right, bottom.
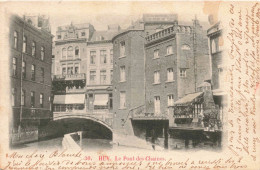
52, 22, 120, 114
207, 22, 226, 125
9, 15, 53, 145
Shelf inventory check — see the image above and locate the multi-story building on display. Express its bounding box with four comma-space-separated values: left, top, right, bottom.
144, 18, 210, 125
85, 25, 120, 113
9, 15, 53, 145
207, 22, 225, 121
52, 23, 95, 114
112, 14, 178, 134
52, 23, 120, 121
112, 29, 145, 133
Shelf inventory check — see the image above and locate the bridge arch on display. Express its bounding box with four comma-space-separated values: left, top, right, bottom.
39, 114, 113, 141
54, 114, 113, 132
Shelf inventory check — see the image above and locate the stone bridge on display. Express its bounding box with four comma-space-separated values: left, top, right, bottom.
39, 111, 113, 140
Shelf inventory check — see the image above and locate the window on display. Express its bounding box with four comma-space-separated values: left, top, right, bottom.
90, 51, 96, 64
22, 61, 26, 79
14, 31, 18, 49
67, 46, 73, 58
211, 39, 217, 53
58, 35, 61, 39
74, 63, 79, 74
168, 94, 174, 106
40, 93, 44, 108
181, 44, 191, 50
154, 71, 160, 83
154, 49, 159, 59
40, 68, 44, 83
32, 42, 36, 57
12, 88, 16, 106
179, 68, 186, 77
120, 66, 126, 82
167, 68, 174, 81
110, 49, 113, 64
100, 70, 106, 84
100, 50, 107, 64
218, 66, 224, 89
166, 46, 173, 55
75, 46, 79, 58
31, 65, 35, 81
120, 41, 125, 57
12, 58, 17, 76
23, 35, 27, 53
41, 46, 45, 60
62, 48, 67, 59
21, 89, 25, 106
154, 96, 160, 115
110, 70, 113, 84
120, 91, 126, 109
67, 64, 73, 74
62, 64, 66, 75
81, 32, 85, 36
31, 91, 35, 107
90, 71, 96, 84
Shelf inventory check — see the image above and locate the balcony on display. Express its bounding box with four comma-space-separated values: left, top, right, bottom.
145, 25, 192, 45
52, 73, 86, 81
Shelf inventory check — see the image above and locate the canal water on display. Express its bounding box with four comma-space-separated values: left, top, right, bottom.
12, 134, 221, 151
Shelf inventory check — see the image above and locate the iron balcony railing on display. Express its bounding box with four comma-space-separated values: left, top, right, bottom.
52, 73, 86, 81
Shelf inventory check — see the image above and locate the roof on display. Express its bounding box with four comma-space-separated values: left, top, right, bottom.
174, 92, 204, 106
212, 89, 227, 96
90, 30, 119, 41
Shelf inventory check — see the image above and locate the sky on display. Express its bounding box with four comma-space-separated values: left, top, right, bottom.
4, 1, 212, 36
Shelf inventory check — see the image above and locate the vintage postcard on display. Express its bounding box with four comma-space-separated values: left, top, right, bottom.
0, 1, 259, 169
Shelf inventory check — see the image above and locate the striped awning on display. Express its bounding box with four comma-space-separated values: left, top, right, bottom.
93, 94, 109, 106
53, 94, 85, 104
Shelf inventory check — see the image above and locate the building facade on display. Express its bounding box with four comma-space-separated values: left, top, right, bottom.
207, 22, 225, 122
112, 14, 179, 134
52, 23, 94, 114
52, 23, 120, 124
85, 26, 120, 113
144, 18, 210, 125
9, 15, 53, 145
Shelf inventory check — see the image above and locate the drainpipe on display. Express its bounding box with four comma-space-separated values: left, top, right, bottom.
18, 17, 25, 140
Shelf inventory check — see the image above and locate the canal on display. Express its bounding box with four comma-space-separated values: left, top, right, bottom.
11, 133, 221, 151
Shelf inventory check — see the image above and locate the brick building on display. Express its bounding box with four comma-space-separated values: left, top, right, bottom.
144, 18, 210, 123
9, 15, 53, 145
112, 29, 145, 133
112, 14, 178, 134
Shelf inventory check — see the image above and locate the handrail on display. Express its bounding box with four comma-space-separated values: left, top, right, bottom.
122, 105, 145, 126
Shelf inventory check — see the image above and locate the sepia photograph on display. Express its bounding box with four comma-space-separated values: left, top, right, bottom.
0, 1, 259, 169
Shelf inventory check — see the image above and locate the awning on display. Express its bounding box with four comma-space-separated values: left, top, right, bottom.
53, 94, 85, 104
93, 94, 109, 106
174, 92, 203, 106
212, 89, 227, 96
